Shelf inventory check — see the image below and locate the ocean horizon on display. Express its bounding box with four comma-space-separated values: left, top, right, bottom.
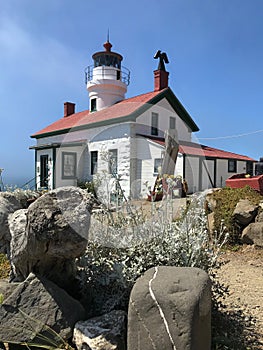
1, 175, 35, 190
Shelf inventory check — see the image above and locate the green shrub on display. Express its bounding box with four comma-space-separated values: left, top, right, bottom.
209, 186, 263, 244
0, 253, 10, 279
78, 192, 227, 317
77, 180, 97, 197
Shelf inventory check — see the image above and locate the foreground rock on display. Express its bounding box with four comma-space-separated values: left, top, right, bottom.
242, 223, 263, 247
0, 193, 22, 254
9, 186, 94, 290
128, 266, 211, 350
0, 273, 85, 345
233, 199, 258, 226
73, 310, 127, 350
8, 209, 28, 280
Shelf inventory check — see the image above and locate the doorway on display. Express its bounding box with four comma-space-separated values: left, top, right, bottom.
40, 155, 49, 188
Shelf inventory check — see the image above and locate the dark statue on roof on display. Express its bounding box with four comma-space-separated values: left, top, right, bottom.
154, 50, 169, 71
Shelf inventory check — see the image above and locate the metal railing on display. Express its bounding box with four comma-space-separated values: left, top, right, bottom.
20, 174, 50, 191
85, 65, 130, 86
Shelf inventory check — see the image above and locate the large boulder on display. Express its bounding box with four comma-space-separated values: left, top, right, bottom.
0, 273, 85, 345
8, 186, 94, 290
233, 199, 258, 226
8, 209, 28, 280
73, 310, 127, 350
241, 222, 263, 247
0, 192, 22, 254
128, 266, 211, 350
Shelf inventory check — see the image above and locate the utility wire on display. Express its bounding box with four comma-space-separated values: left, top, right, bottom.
198, 129, 263, 140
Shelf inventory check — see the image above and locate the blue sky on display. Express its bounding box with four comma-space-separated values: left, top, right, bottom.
1, 0, 263, 186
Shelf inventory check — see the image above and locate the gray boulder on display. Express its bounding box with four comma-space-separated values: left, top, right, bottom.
0, 280, 20, 300
205, 190, 219, 212
128, 266, 211, 350
73, 310, 127, 350
233, 199, 258, 226
242, 222, 263, 247
8, 209, 28, 280
0, 193, 22, 254
9, 186, 94, 289
255, 209, 263, 222
0, 273, 85, 345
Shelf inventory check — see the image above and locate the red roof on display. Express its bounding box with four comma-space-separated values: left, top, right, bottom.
150, 138, 256, 161
31, 90, 165, 138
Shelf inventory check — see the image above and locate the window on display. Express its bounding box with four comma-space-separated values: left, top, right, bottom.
62, 152, 77, 179
228, 159, 237, 173
154, 158, 162, 174
109, 149, 118, 175
90, 151, 98, 175
90, 98, 97, 112
151, 112, 158, 136
169, 116, 176, 129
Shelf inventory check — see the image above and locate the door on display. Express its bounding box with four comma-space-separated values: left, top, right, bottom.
40, 155, 49, 188
201, 158, 216, 190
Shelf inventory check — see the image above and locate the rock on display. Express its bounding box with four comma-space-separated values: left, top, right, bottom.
73, 310, 127, 350
255, 210, 263, 222
8, 209, 28, 281
207, 212, 215, 234
0, 193, 22, 254
10, 186, 94, 290
242, 223, 263, 247
0, 280, 20, 300
233, 199, 258, 226
205, 191, 218, 212
127, 266, 211, 350
0, 273, 85, 345
11, 189, 40, 209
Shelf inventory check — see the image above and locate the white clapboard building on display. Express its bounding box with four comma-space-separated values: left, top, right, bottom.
30, 40, 255, 196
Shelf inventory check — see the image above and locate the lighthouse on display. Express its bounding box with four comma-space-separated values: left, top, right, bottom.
86, 39, 130, 112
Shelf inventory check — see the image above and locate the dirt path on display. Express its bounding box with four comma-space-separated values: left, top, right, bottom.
215, 245, 263, 349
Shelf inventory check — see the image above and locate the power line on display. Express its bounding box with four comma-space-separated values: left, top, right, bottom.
198, 129, 263, 140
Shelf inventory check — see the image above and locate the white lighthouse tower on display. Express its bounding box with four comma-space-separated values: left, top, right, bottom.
86, 39, 130, 112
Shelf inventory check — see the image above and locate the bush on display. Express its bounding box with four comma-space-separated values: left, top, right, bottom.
208, 186, 263, 244
0, 253, 10, 279
78, 192, 227, 317
77, 180, 97, 197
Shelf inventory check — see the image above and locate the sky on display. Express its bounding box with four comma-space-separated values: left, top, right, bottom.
1, 0, 263, 186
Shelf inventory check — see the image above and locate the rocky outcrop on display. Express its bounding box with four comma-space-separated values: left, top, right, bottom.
8, 186, 94, 291
73, 310, 127, 350
241, 223, 263, 247
206, 190, 263, 245
0, 193, 22, 254
8, 209, 28, 280
0, 273, 85, 345
233, 199, 258, 226
127, 266, 211, 350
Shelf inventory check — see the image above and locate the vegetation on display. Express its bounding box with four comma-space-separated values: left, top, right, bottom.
78, 192, 228, 317
77, 180, 97, 197
4, 182, 259, 349
0, 253, 10, 279
208, 186, 263, 244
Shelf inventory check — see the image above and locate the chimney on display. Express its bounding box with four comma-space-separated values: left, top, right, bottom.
154, 70, 169, 91
64, 102, 75, 117
153, 50, 169, 91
